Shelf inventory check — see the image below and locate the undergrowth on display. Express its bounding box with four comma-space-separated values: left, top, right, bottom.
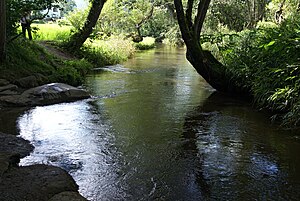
77, 37, 135, 66
221, 15, 300, 128
0, 39, 92, 86
135, 37, 156, 50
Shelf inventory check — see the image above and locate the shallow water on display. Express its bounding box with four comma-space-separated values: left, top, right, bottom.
16, 46, 300, 200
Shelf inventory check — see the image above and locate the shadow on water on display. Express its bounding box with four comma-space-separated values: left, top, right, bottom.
182, 92, 300, 200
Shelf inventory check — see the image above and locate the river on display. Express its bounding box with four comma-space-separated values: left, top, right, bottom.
5, 46, 300, 200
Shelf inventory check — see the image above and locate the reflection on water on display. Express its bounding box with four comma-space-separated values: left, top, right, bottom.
18, 46, 300, 200
182, 93, 300, 200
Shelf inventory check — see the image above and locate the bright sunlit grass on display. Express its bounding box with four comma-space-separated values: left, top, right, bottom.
32, 23, 72, 41
135, 37, 156, 50
82, 36, 135, 66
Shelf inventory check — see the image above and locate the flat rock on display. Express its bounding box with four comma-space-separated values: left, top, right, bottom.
0, 164, 79, 201
15, 75, 39, 88
0, 83, 90, 106
0, 90, 20, 96
0, 79, 9, 86
49, 191, 87, 201
0, 132, 34, 158
0, 84, 18, 93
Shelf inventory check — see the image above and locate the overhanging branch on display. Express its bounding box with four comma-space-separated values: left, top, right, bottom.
194, 0, 211, 42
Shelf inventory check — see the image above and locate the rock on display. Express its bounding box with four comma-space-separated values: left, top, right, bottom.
49, 191, 87, 201
0, 90, 20, 96
0, 132, 34, 158
0, 84, 18, 92
0, 79, 9, 86
0, 132, 85, 201
0, 83, 90, 106
15, 75, 39, 88
0, 152, 20, 176
0, 164, 79, 201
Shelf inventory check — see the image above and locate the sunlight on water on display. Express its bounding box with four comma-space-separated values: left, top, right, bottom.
17, 46, 300, 200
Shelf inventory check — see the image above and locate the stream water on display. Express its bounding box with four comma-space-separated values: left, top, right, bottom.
6, 46, 300, 200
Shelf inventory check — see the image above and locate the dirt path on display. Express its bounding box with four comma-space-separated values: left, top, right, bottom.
38, 41, 76, 61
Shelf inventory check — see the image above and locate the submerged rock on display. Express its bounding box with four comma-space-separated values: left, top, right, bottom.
0, 83, 90, 106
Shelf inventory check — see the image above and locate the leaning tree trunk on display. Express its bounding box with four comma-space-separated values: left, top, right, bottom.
66, 0, 106, 50
0, 0, 6, 62
174, 0, 250, 95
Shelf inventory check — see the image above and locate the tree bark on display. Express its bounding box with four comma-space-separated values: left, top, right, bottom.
65, 0, 106, 50
0, 0, 6, 62
174, 0, 250, 95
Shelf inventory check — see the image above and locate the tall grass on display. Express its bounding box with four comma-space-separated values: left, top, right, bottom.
33, 23, 136, 66
32, 23, 71, 41
80, 37, 135, 66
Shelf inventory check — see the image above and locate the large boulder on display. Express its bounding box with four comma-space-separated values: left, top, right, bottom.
0, 132, 34, 159
0, 132, 34, 175
49, 191, 87, 201
0, 79, 9, 86
0, 164, 80, 201
15, 75, 39, 88
15, 74, 48, 89
0, 83, 90, 106
0, 132, 86, 201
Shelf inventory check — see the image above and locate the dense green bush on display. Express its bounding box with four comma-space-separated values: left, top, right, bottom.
135, 37, 155, 50
222, 14, 300, 128
78, 37, 135, 66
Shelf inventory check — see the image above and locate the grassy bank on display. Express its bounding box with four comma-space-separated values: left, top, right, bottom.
1, 23, 138, 86
0, 39, 92, 86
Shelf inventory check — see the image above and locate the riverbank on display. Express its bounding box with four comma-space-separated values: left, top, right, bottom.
0, 80, 91, 200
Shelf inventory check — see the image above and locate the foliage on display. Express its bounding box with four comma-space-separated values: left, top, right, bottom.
266, 0, 300, 22
0, 39, 92, 86
204, 0, 270, 32
78, 37, 135, 66
66, 0, 179, 44
66, 8, 88, 31
99, 0, 153, 35
6, 0, 63, 36
222, 13, 300, 128
135, 37, 156, 50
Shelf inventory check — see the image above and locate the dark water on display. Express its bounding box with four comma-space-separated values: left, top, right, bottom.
12, 46, 300, 200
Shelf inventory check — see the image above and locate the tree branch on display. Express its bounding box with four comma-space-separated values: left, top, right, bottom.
136, 4, 154, 29
186, 0, 194, 30
174, 0, 197, 48
194, 0, 211, 41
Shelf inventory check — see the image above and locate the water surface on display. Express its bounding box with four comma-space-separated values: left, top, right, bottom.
18, 46, 300, 200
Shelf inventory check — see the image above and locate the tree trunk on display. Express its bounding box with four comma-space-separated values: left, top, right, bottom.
65, 0, 106, 50
174, 0, 250, 95
0, 0, 6, 62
